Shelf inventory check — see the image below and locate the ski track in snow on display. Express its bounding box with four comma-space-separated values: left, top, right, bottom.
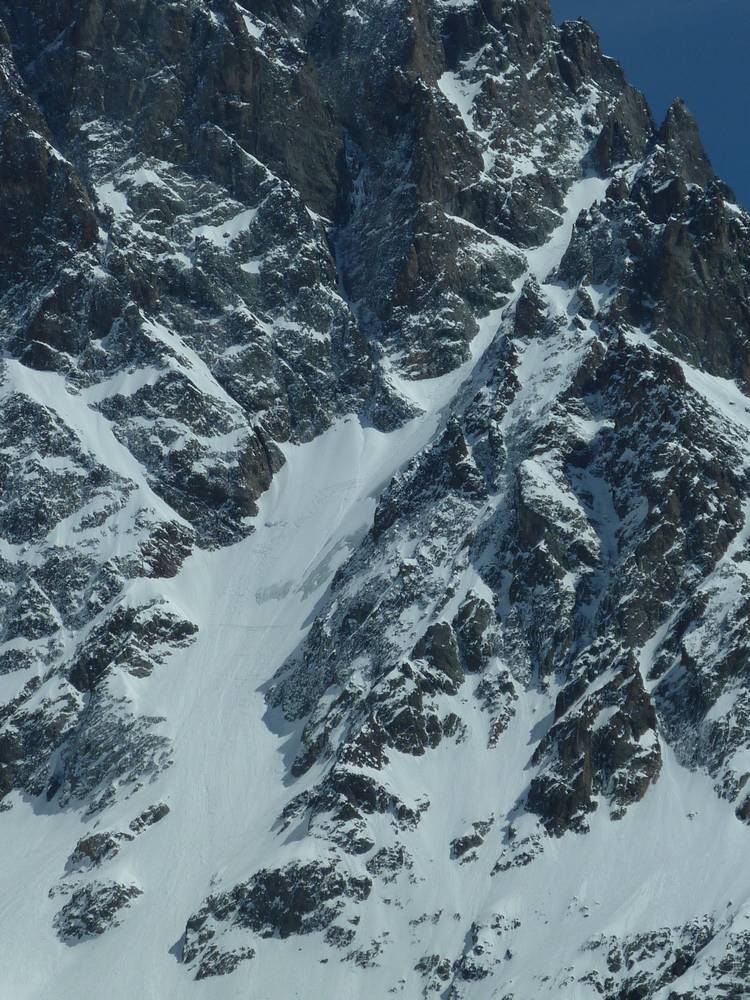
2, 181, 750, 1000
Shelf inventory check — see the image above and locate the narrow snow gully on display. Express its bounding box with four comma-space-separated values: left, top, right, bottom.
0, 170, 614, 1000
0, 368, 495, 1000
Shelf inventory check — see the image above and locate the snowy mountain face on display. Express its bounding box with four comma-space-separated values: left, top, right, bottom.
1, 0, 750, 996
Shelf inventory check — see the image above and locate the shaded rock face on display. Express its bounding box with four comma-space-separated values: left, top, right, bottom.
0, 1, 749, 998
559, 151, 750, 386
65, 801, 169, 871
579, 917, 750, 1000
182, 861, 372, 979
528, 662, 661, 833
54, 881, 143, 941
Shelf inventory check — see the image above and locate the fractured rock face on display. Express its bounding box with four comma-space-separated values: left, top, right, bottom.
182, 861, 372, 979
528, 662, 661, 833
66, 831, 129, 872
54, 881, 142, 942
0, 0, 749, 998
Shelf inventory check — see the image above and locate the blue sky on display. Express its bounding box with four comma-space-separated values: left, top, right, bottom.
551, 1, 750, 206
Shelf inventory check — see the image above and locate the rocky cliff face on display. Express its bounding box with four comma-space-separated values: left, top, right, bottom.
1, 1, 749, 997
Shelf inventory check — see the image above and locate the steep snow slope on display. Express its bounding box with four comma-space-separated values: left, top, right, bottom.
0, 417, 423, 998
0, 254, 513, 996
3, 179, 750, 1000
3, 347, 749, 1000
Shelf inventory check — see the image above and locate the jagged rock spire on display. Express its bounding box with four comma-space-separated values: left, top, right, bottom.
656, 96, 716, 186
